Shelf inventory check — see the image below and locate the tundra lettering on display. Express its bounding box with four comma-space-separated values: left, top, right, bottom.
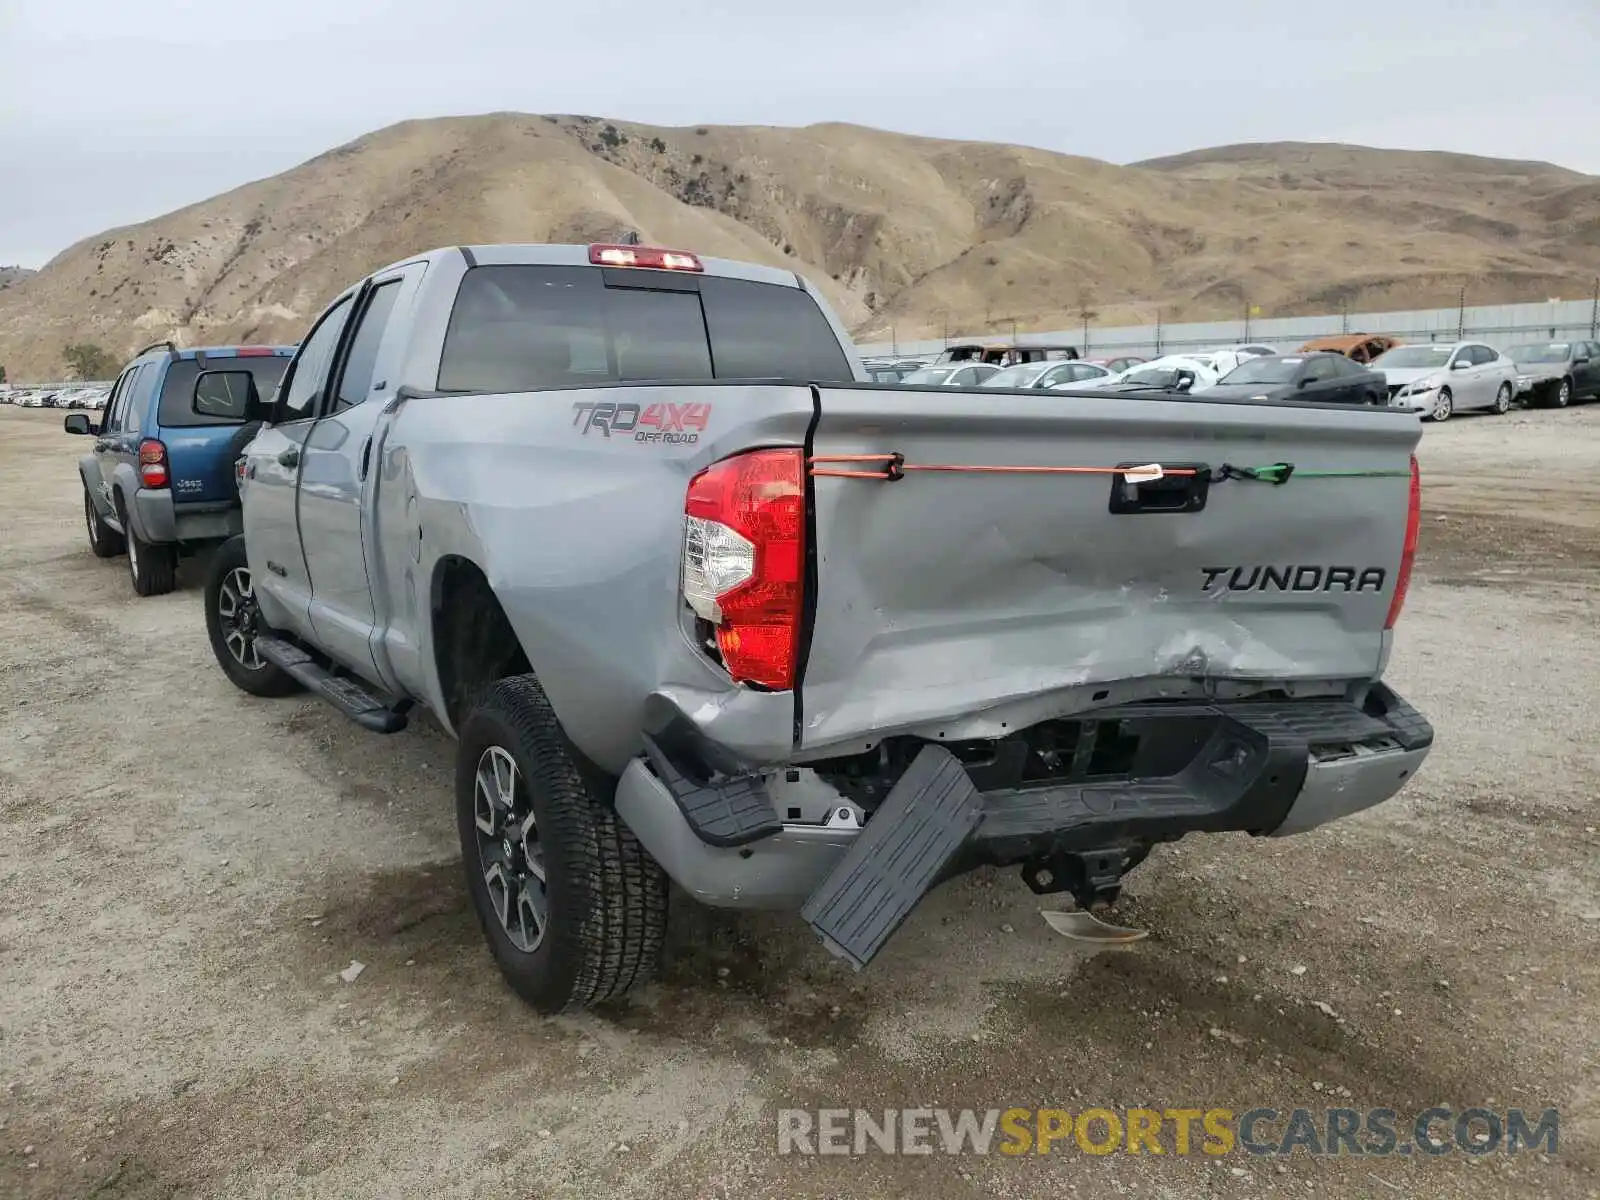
1200, 566, 1388, 593
204, 242, 1432, 1015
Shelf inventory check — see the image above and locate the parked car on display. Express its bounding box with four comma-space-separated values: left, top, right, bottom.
1209, 353, 1387, 406
1506, 340, 1600, 409
901, 362, 1001, 386
935, 344, 1078, 367
980, 360, 1113, 390
199, 240, 1430, 1014
1299, 334, 1404, 365
1087, 355, 1147, 373
1370, 341, 1517, 421
63, 342, 295, 595
1100, 355, 1224, 394
1209, 344, 1277, 358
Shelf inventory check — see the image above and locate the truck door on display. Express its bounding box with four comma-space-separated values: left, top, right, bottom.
297, 263, 425, 683
241, 291, 356, 643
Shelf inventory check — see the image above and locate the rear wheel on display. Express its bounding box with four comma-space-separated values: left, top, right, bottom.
120, 497, 176, 596
456, 675, 668, 1013
84, 488, 124, 559
204, 536, 299, 696
1429, 388, 1453, 422
1493, 382, 1512, 415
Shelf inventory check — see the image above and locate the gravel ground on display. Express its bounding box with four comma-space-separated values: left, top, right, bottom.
1, 402, 1597, 1199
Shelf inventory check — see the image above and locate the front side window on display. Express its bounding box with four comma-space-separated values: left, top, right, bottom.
278, 296, 355, 422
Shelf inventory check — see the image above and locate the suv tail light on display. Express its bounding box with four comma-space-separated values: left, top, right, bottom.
1384, 454, 1420, 629
138, 439, 170, 489
589, 243, 704, 272
682, 448, 806, 689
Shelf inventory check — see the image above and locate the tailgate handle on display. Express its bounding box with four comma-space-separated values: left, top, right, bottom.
1109, 461, 1211, 515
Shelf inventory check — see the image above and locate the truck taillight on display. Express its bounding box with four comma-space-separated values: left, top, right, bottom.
138, 439, 169, 489
589, 243, 704, 272
1385, 454, 1420, 629
682, 448, 806, 689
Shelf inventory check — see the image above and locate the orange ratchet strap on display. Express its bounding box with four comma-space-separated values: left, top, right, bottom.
808, 453, 1201, 482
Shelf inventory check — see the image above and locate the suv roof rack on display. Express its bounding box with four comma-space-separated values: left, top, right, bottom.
133, 340, 177, 359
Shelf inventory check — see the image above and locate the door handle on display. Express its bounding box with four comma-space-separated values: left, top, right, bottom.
278, 447, 301, 468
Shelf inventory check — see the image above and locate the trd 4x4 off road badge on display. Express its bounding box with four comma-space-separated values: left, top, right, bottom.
571, 400, 711, 445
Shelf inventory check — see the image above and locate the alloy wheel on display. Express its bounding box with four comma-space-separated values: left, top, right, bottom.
472, 745, 548, 953
215, 567, 265, 670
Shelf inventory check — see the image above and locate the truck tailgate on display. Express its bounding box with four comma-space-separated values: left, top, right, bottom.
799, 386, 1422, 752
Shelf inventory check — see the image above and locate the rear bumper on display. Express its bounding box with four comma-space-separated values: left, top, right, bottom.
614, 685, 1433, 909
129, 490, 241, 546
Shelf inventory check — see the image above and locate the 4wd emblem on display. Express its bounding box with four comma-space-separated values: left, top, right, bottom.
571, 401, 711, 444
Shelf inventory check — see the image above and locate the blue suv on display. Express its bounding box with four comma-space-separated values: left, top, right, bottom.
64, 341, 295, 595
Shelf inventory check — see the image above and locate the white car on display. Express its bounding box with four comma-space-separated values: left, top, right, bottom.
900, 363, 1001, 387
981, 360, 1114, 390
1370, 341, 1518, 421
1095, 355, 1223, 394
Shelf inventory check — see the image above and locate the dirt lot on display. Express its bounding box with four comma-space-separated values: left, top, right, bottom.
1, 403, 1597, 1199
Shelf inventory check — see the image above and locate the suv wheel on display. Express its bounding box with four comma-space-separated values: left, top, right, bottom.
84, 488, 124, 559
203, 536, 300, 696
120, 498, 176, 596
456, 675, 668, 1013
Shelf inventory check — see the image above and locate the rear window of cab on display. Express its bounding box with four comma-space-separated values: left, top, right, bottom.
436, 265, 855, 393
157, 357, 290, 428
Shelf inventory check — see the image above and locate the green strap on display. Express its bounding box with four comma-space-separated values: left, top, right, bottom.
1237, 463, 1410, 484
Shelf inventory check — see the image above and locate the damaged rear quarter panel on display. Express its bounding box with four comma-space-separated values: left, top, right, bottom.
380, 383, 816, 773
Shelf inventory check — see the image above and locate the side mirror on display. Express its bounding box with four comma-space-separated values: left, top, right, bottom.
1175, 371, 1196, 393
63, 413, 94, 435
193, 370, 263, 421
1576, 356, 1591, 366
1450, 359, 1470, 370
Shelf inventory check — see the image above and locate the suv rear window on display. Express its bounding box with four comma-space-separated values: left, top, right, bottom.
157, 357, 289, 428
436, 265, 854, 393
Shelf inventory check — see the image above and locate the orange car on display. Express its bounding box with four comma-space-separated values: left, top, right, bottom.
1297, 334, 1403, 365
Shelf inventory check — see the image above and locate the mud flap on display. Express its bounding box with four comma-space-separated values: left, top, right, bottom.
800, 744, 984, 971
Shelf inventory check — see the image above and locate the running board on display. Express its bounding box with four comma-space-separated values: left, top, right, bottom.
800, 744, 985, 971
254, 636, 410, 734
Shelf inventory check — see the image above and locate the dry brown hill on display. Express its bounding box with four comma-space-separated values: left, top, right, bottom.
2, 117, 1598, 378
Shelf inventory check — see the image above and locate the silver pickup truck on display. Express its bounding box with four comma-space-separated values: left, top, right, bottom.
200, 242, 1433, 1013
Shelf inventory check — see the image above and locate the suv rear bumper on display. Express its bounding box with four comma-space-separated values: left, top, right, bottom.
614, 685, 1432, 909
129, 489, 241, 546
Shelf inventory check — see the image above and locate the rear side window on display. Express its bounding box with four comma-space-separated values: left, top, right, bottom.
437, 265, 853, 394
157, 357, 289, 428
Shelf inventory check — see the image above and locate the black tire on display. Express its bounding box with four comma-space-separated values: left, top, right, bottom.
1493, 382, 1512, 415
1551, 378, 1573, 409
84, 487, 124, 559
1428, 387, 1452, 422
203, 535, 300, 696
119, 496, 176, 596
456, 675, 668, 1013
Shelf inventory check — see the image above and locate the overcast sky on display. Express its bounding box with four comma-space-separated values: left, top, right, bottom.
3, 0, 1598, 267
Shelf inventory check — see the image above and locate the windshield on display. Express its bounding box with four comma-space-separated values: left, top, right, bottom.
1119, 367, 1184, 388
1372, 345, 1453, 369
1507, 343, 1572, 365
902, 367, 956, 385
1220, 356, 1302, 384
980, 362, 1053, 388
